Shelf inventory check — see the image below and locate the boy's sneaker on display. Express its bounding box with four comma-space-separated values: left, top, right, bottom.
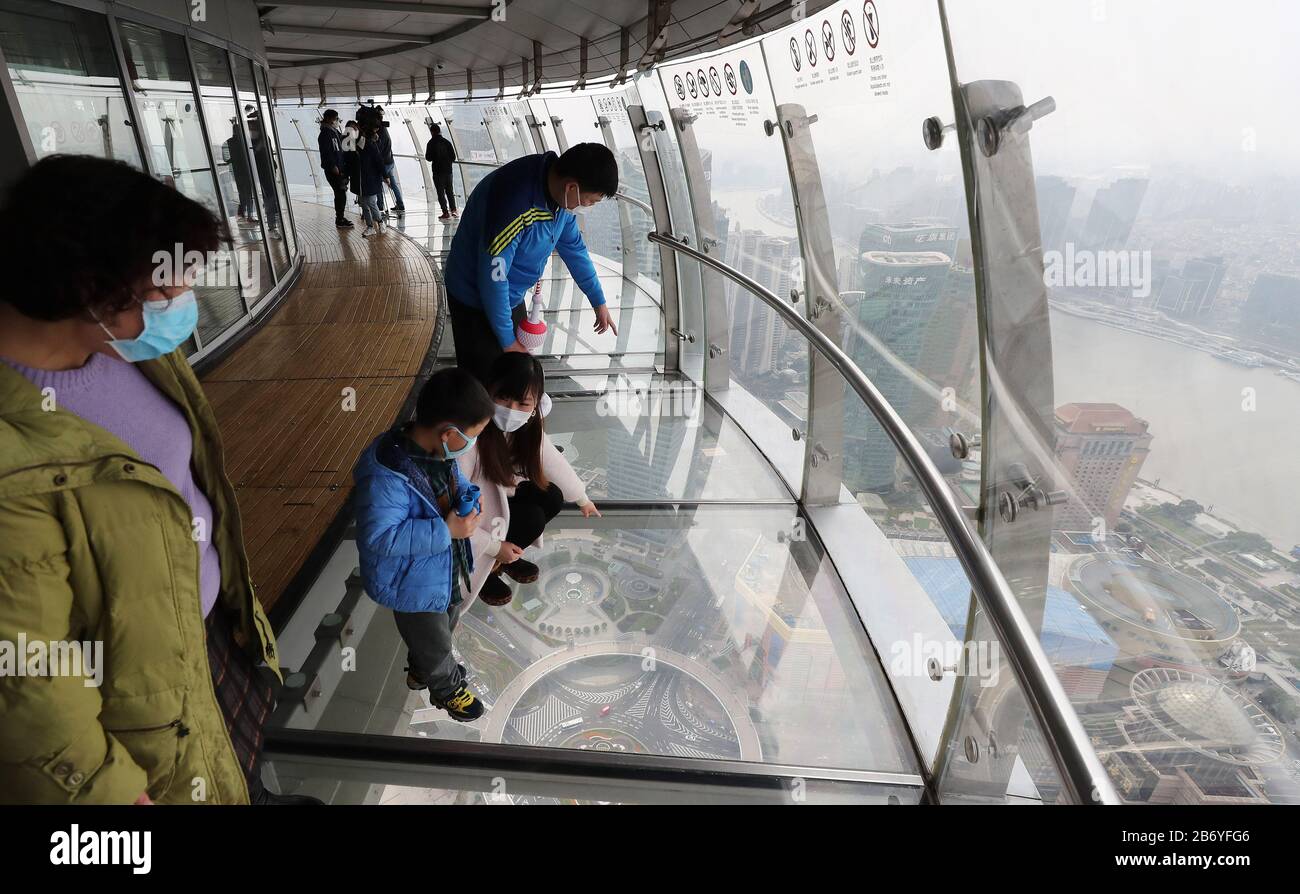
500, 557, 539, 584
431, 685, 485, 722
362, 225, 376, 238
438, 212, 451, 221
480, 572, 513, 606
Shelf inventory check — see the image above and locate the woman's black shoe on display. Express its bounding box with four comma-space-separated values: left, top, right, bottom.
480, 572, 513, 606
500, 557, 539, 584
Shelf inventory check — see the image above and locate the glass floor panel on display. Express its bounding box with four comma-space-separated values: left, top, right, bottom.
546, 390, 790, 502
276, 506, 919, 778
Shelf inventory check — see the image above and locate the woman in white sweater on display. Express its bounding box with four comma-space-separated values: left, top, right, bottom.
460, 353, 600, 605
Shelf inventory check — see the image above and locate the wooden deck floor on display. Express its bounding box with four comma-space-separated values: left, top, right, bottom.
202, 201, 438, 615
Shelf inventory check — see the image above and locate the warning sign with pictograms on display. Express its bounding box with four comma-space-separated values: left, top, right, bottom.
764, 0, 892, 101
658, 46, 767, 132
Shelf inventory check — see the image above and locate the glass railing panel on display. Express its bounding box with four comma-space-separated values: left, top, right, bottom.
544, 388, 790, 502
272, 505, 920, 777
534, 93, 600, 151
231, 56, 290, 281
272, 107, 322, 195
761, 0, 981, 508
116, 22, 246, 345
536, 267, 658, 312
445, 102, 499, 196
657, 45, 811, 488
0, 0, 140, 169
595, 92, 662, 286
252, 64, 297, 261
635, 81, 707, 385
192, 41, 273, 311
946, 0, 1300, 803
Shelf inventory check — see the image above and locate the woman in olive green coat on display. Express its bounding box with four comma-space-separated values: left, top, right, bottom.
0, 156, 283, 804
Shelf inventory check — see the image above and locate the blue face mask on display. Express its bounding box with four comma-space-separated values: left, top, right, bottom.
97, 290, 199, 362
441, 426, 477, 460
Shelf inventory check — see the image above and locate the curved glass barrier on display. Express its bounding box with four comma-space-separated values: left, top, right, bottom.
192, 40, 274, 317
116, 21, 245, 348
946, 0, 1300, 803
657, 46, 811, 491
0, 0, 140, 168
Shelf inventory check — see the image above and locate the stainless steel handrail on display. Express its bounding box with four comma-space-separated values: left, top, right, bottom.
649, 230, 1118, 806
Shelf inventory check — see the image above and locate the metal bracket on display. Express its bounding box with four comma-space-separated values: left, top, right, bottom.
572, 38, 589, 92
975, 96, 1055, 157
610, 28, 631, 87
997, 462, 1066, 523
318, 77, 326, 108
638, 0, 673, 70
716, 0, 761, 45
425, 67, 436, 104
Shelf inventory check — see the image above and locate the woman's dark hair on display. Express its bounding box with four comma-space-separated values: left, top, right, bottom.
415, 367, 495, 431
0, 154, 223, 321
476, 353, 548, 489
554, 143, 618, 197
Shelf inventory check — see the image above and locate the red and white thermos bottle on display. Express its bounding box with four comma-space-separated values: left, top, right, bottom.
515, 281, 547, 352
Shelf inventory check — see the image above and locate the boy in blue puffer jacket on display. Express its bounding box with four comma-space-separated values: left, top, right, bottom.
353, 368, 495, 721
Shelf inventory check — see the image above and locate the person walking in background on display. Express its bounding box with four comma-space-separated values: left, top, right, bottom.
444, 143, 620, 384
357, 119, 389, 238
425, 123, 458, 221
0, 155, 306, 805
352, 369, 494, 722
342, 119, 361, 209
246, 110, 281, 239
318, 109, 352, 229
374, 106, 405, 215
224, 123, 256, 222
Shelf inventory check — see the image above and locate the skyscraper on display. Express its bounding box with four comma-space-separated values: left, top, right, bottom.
845, 248, 952, 493
1053, 403, 1153, 531
1155, 256, 1226, 317
1081, 177, 1149, 251
727, 230, 798, 378
1035, 175, 1077, 255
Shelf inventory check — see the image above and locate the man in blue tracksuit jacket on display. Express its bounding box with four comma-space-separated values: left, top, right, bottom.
444, 143, 620, 383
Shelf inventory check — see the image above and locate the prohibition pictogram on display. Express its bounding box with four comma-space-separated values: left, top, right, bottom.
841, 10, 856, 54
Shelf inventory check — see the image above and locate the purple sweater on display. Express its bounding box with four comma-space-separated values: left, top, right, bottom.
3, 351, 222, 617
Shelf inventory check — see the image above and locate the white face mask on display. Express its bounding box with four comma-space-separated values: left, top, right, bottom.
564, 184, 593, 215
493, 403, 533, 433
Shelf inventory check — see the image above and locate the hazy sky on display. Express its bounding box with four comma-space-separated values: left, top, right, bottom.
943, 0, 1300, 177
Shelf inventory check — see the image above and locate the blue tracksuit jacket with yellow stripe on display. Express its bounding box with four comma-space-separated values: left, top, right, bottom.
444, 151, 607, 348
